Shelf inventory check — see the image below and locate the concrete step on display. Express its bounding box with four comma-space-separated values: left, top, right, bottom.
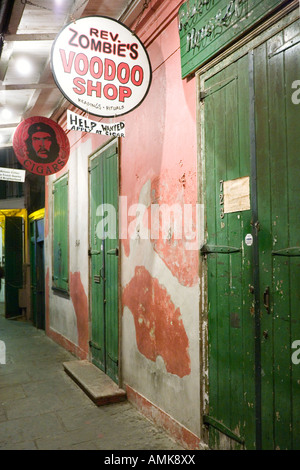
63, 360, 126, 406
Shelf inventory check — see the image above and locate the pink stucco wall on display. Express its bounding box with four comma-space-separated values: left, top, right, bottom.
120, 0, 198, 379
45, 0, 200, 440
47, 0, 198, 379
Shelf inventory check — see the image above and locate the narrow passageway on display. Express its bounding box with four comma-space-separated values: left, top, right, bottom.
0, 304, 183, 450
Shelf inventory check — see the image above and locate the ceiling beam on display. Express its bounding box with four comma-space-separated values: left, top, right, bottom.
119, 0, 144, 27
0, 123, 19, 129
68, 0, 89, 21
0, 143, 13, 148
0, 0, 15, 34
4, 33, 57, 42
0, 41, 13, 81
7, 0, 26, 35
0, 83, 56, 90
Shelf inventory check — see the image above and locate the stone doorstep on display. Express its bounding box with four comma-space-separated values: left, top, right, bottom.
63, 360, 126, 406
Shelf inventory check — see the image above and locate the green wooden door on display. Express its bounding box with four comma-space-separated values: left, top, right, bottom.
90, 144, 119, 383
203, 18, 300, 450
36, 219, 45, 330
53, 175, 69, 293
255, 19, 300, 451
30, 220, 37, 325
203, 55, 255, 449
30, 218, 45, 330
5, 216, 23, 319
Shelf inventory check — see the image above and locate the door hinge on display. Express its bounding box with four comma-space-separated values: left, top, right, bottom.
201, 244, 241, 255
88, 248, 101, 256
201, 76, 237, 102
107, 352, 118, 365
89, 340, 102, 351
272, 247, 300, 257
106, 247, 119, 256
203, 415, 245, 445
269, 34, 300, 58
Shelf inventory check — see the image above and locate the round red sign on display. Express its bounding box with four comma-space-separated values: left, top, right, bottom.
13, 116, 70, 176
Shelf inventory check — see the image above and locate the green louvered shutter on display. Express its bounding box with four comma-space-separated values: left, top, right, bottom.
53, 174, 69, 292
90, 144, 119, 383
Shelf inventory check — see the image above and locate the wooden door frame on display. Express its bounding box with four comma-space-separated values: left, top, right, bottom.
88, 138, 122, 386
196, 3, 299, 448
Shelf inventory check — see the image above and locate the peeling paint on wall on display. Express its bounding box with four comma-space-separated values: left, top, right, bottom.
149, 170, 199, 287
121, 170, 199, 288
123, 265, 191, 378
70, 271, 89, 356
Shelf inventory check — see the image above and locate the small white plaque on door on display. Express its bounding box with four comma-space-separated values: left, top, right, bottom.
245, 233, 253, 246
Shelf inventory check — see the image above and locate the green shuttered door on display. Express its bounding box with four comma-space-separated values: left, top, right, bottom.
90, 144, 119, 383
53, 175, 69, 293
256, 19, 300, 450
30, 218, 45, 329
203, 55, 255, 449
204, 18, 300, 449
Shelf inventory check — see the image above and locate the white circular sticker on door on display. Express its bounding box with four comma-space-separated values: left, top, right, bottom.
245, 233, 253, 246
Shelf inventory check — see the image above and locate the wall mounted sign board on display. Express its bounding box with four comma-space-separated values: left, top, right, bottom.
0, 167, 25, 183
13, 116, 70, 176
51, 16, 152, 117
178, 0, 287, 78
67, 110, 125, 137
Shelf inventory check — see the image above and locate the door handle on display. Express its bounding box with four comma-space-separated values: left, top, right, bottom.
107, 247, 119, 256
263, 286, 270, 314
100, 266, 105, 282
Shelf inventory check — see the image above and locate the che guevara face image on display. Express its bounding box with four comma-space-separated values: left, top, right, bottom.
25, 122, 60, 164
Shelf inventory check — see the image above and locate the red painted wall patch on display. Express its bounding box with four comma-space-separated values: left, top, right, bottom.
123, 266, 191, 378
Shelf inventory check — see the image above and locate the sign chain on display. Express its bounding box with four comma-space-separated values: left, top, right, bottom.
133, 0, 150, 34
69, 0, 89, 23
20, 0, 52, 12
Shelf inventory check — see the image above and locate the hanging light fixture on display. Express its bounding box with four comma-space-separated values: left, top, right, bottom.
14, 56, 33, 77
0, 108, 13, 120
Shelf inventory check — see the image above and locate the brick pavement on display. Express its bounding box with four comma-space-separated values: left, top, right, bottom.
0, 308, 185, 451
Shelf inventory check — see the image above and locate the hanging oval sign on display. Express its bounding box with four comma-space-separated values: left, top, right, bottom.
51, 16, 152, 118
13, 116, 70, 176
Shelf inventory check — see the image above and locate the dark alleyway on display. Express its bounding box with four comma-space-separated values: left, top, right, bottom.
0, 304, 184, 451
